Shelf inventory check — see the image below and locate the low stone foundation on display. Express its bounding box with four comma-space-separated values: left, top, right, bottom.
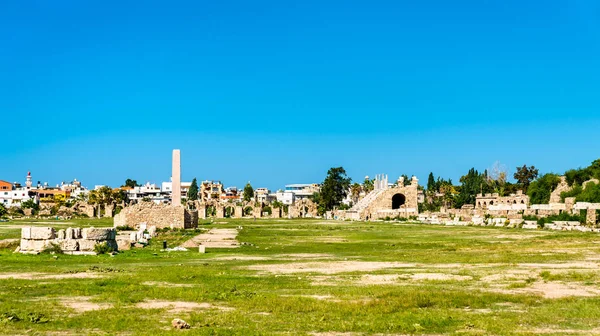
19, 227, 117, 255
114, 202, 198, 229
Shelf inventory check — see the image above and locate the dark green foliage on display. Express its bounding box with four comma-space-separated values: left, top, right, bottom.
21, 199, 39, 211
565, 159, 600, 186
93, 242, 114, 254
188, 178, 199, 201
122, 179, 140, 188
513, 165, 539, 192
562, 181, 600, 203
427, 173, 436, 191
527, 174, 561, 204
0, 203, 6, 217
362, 177, 374, 193
315, 167, 351, 214
455, 168, 492, 208
243, 183, 254, 202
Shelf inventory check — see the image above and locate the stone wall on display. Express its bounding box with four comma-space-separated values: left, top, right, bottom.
362, 183, 419, 219
550, 176, 572, 203
19, 227, 117, 255
113, 202, 197, 229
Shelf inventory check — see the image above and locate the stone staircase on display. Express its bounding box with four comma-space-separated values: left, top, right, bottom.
350, 188, 386, 212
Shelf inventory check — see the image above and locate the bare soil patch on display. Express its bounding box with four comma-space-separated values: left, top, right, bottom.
141, 281, 196, 288
508, 281, 600, 299
246, 261, 416, 274
411, 273, 473, 281
0, 272, 103, 280
211, 255, 271, 261
181, 228, 239, 248
60, 296, 112, 313
136, 300, 232, 313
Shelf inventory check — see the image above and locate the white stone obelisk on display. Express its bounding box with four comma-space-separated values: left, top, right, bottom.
172, 149, 181, 207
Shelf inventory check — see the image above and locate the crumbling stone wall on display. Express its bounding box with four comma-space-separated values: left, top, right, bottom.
550, 176, 572, 203
114, 202, 197, 229
19, 227, 117, 255
289, 199, 318, 218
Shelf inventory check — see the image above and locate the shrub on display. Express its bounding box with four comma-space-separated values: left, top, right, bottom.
41, 243, 63, 254
94, 242, 114, 255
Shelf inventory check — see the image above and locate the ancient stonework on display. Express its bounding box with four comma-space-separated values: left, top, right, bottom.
19, 227, 117, 255
113, 202, 198, 229
550, 176, 572, 204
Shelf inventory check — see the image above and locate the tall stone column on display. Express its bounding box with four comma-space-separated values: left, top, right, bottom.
172, 149, 181, 207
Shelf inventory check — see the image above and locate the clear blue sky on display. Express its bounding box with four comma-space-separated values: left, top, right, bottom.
1, 0, 599, 190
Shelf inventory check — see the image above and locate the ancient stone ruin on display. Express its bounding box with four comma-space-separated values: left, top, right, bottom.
113, 149, 199, 229
114, 201, 198, 229
19, 227, 117, 255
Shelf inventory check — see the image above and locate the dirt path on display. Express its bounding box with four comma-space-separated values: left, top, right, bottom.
181, 228, 239, 248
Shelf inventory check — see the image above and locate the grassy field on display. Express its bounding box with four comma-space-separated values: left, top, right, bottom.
2, 218, 600, 335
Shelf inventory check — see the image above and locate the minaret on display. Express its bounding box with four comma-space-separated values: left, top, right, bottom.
172, 150, 181, 207
25, 171, 32, 189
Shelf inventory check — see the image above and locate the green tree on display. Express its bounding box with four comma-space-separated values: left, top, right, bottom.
427, 172, 436, 191
363, 177, 374, 193
243, 182, 254, 202
455, 168, 491, 208
122, 179, 140, 188
316, 167, 352, 214
514, 165, 539, 193
0, 203, 7, 217
527, 173, 561, 204
21, 199, 39, 213
350, 183, 362, 203
188, 178, 199, 201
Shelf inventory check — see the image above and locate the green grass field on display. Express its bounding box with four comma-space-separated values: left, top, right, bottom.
2, 218, 600, 335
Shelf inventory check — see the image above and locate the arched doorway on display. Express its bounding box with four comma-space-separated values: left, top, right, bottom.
392, 193, 406, 209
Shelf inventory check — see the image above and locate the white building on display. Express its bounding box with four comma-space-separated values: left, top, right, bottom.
274, 184, 320, 205
126, 183, 169, 204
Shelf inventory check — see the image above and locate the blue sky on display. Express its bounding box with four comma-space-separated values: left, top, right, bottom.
1, 0, 599, 190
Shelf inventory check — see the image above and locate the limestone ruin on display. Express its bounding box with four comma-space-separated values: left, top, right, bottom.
19, 227, 117, 255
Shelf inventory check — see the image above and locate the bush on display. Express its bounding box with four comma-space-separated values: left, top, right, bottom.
41, 243, 63, 254
115, 225, 134, 231
93, 242, 114, 254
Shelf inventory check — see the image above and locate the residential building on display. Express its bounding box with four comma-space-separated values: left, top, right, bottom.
201, 180, 223, 201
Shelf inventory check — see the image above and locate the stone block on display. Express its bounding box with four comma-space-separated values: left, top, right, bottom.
21, 227, 31, 239
82, 228, 113, 240
198, 245, 206, 253
116, 238, 131, 251
30, 227, 55, 240
65, 228, 74, 239
60, 239, 79, 251
57, 229, 66, 240
78, 239, 99, 252
130, 232, 138, 242
73, 228, 82, 239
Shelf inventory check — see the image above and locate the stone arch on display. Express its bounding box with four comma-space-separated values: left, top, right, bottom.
391, 193, 406, 209
490, 201, 494, 205
521, 200, 525, 204
513, 200, 517, 204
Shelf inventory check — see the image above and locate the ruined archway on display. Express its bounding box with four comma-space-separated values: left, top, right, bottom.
391, 193, 406, 209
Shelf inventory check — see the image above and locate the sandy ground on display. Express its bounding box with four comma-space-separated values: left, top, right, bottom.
135, 300, 232, 312
0, 272, 104, 280
181, 228, 239, 248
60, 296, 112, 313
246, 261, 417, 274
